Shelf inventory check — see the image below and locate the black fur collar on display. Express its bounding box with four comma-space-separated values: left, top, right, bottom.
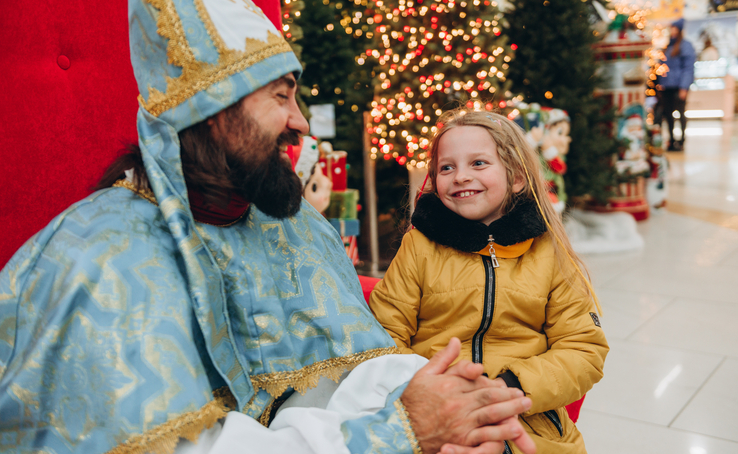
411, 193, 547, 252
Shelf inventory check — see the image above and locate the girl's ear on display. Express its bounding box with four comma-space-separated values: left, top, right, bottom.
512, 173, 526, 194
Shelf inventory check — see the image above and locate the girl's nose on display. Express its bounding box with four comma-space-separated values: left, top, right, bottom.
454, 172, 472, 184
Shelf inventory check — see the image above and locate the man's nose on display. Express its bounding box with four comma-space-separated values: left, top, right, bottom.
289, 104, 310, 135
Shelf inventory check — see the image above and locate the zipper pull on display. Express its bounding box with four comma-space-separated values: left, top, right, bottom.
488, 234, 500, 268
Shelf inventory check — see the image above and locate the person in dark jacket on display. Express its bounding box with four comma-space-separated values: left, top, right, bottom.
655, 18, 696, 151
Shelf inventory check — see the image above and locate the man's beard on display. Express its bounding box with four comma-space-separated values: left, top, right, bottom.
222, 112, 303, 219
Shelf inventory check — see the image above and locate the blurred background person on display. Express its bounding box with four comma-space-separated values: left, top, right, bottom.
654, 18, 696, 152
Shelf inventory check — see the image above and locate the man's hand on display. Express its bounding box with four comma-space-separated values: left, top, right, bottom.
401, 338, 536, 454
679, 88, 688, 100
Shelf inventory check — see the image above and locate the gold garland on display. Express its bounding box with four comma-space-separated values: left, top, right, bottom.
108, 388, 237, 454
250, 347, 401, 397
113, 179, 157, 206
394, 399, 423, 454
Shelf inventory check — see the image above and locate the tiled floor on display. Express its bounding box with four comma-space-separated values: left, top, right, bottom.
577, 119, 738, 453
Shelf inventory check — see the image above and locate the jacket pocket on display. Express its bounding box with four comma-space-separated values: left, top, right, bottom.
543, 409, 563, 437
520, 408, 565, 440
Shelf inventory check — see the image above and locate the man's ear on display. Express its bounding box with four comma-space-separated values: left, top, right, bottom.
208, 111, 227, 142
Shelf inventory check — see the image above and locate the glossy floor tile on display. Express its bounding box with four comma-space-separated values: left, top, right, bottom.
576, 118, 738, 452
601, 256, 738, 304
630, 298, 738, 357
672, 358, 738, 442
582, 339, 723, 426
595, 289, 673, 340
578, 410, 738, 454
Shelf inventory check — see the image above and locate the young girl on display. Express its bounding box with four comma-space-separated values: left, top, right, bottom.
370, 109, 609, 454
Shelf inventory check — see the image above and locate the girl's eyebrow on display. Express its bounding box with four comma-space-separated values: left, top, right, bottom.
467, 151, 491, 160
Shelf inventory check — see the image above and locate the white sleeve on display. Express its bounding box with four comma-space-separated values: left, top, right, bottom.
174, 354, 428, 454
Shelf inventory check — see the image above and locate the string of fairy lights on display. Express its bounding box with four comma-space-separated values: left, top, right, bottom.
285, 0, 513, 168
360, 0, 513, 168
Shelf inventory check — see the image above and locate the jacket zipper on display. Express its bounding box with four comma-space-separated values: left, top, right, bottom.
472, 237, 497, 364
543, 409, 563, 437
503, 441, 513, 454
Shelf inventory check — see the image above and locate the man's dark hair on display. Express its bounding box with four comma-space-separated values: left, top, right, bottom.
96, 98, 303, 218
96, 101, 243, 208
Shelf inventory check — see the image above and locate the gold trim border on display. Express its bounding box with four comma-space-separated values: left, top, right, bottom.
250, 347, 401, 397
113, 179, 158, 206
139, 39, 292, 117
108, 388, 237, 454
109, 348, 401, 453
394, 399, 423, 454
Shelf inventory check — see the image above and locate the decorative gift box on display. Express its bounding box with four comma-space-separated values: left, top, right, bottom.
328, 218, 360, 237
326, 189, 359, 220
319, 150, 348, 192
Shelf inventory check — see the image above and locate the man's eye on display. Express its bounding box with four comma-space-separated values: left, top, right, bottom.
277, 94, 289, 100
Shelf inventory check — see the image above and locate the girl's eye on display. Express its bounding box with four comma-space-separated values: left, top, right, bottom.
440, 165, 452, 172
312, 183, 318, 192
473, 160, 486, 166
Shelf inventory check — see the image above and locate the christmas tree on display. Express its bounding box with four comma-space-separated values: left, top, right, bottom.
505, 0, 618, 204
362, 0, 514, 169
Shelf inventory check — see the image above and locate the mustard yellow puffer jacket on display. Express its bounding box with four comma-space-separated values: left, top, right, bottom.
370, 195, 609, 454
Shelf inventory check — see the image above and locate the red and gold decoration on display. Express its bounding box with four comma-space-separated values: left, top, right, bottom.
591, 11, 654, 221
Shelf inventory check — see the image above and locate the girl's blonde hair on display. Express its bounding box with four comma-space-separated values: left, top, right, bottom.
424, 108, 601, 314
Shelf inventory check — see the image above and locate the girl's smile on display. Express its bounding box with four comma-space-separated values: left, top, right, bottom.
452, 190, 482, 198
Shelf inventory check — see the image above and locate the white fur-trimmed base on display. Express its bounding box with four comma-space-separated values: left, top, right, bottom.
564, 208, 644, 255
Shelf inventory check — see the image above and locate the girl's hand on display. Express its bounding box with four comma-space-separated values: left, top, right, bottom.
490, 377, 507, 388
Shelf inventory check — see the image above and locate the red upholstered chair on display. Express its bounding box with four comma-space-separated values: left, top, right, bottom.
0, 0, 283, 269
1, 1, 139, 268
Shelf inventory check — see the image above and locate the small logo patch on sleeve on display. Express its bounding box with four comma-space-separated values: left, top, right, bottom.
590, 312, 601, 327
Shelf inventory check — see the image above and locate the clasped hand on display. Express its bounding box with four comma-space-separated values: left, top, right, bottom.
401, 338, 536, 454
